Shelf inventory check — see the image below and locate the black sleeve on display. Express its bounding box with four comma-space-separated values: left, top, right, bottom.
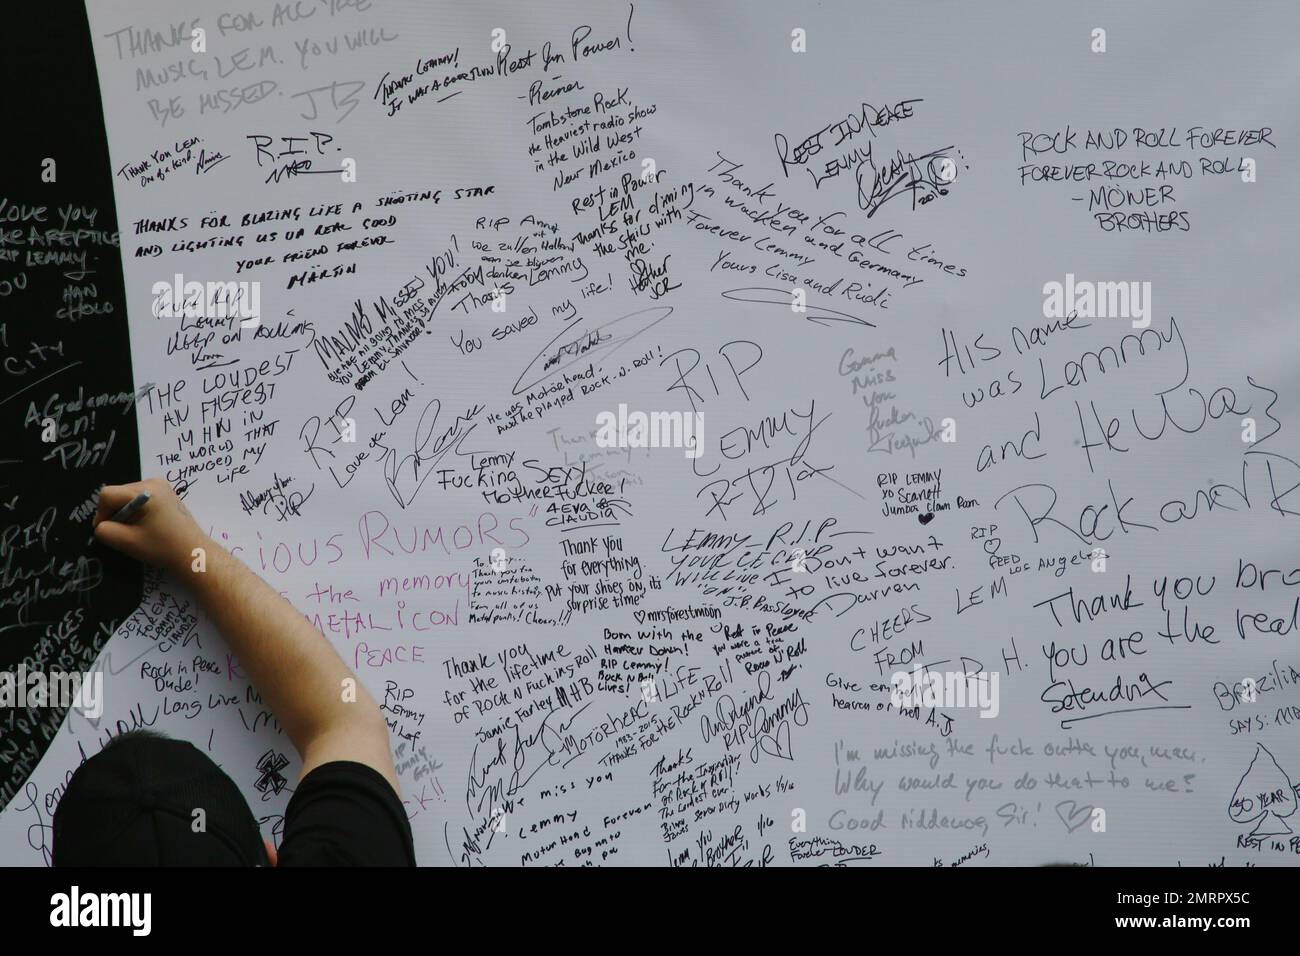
277, 761, 417, 866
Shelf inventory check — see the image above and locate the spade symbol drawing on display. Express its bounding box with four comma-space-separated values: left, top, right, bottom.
1228, 743, 1298, 839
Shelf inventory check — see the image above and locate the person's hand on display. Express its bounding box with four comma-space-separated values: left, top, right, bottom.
93, 478, 210, 573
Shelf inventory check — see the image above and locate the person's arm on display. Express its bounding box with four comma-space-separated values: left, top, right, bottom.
93, 478, 400, 795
